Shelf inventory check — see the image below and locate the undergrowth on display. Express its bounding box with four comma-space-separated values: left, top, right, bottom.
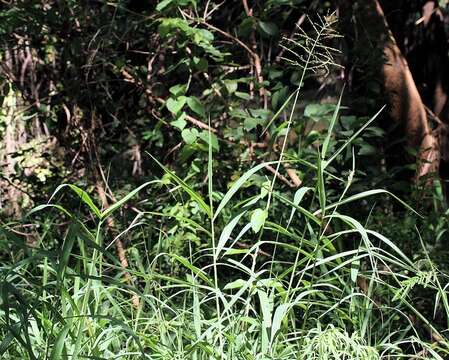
0, 14, 448, 360
1, 100, 448, 359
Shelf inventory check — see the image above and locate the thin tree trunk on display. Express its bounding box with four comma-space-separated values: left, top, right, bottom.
2, 85, 24, 216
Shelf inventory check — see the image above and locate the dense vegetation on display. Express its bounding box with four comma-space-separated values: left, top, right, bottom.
1, 1, 449, 359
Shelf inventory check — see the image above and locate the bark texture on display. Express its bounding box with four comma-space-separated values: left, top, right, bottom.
339, 0, 441, 180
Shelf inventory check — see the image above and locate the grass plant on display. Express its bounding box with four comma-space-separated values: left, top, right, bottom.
1, 14, 448, 360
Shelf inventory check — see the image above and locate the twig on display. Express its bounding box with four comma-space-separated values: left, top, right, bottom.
264, 164, 296, 187
236, 241, 270, 257
242, 0, 252, 16
284, 166, 302, 187
425, 105, 444, 127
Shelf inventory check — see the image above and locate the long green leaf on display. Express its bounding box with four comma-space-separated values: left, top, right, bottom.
261, 88, 300, 135
324, 105, 385, 168
50, 184, 101, 218
213, 161, 277, 221
287, 187, 313, 227
322, 86, 344, 159
216, 211, 246, 259
149, 154, 212, 218
50, 324, 71, 360
315, 189, 420, 217
101, 180, 159, 219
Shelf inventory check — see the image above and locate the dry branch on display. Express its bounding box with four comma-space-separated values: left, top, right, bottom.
96, 182, 140, 309
264, 164, 296, 188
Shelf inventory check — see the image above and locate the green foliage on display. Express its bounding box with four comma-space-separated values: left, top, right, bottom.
1, 1, 449, 359
1, 131, 449, 358
299, 326, 379, 360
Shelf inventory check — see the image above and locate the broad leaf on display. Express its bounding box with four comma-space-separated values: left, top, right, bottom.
166, 96, 187, 114
251, 208, 268, 233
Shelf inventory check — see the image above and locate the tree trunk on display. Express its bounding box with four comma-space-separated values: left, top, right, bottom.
339, 0, 440, 180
